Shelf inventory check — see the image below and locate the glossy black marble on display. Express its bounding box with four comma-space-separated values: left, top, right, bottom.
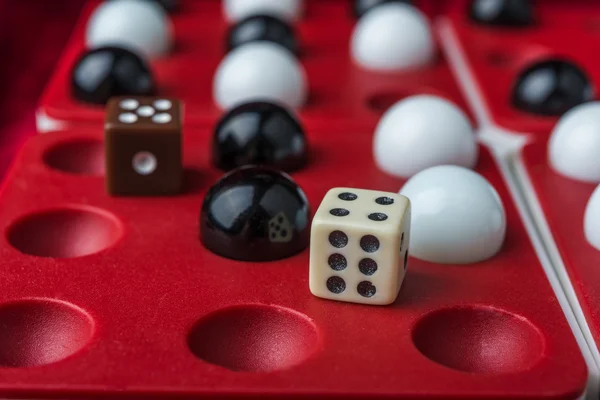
469, 0, 534, 27
227, 15, 298, 55
353, 0, 412, 18
110, 0, 178, 13
71, 47, 155, 105
152, 0, 178, 13
200, 166, 311, 262
512, 59, 593, 116
213, 102, 308, 172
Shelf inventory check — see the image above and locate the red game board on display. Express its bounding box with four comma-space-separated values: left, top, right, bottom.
4, 0, 598, 398
0, 127, 588, 398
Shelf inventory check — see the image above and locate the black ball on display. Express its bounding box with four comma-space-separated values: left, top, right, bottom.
152, 0, 178, 13
353, 0, 412, 18
227, 15, 298, 55
469, 0, 534, 27
71, 47, 155, 105
110, 0, 178, 13
213, 102, 308, 172
200, 166, 311, 262
512, 60, 593, 116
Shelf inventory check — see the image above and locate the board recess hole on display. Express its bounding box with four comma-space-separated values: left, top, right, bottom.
366, 89, 444, 113
485, 51, 515, 67
412, 306, 544, 374
7, 206, 123, 258
0, 299, 94, 367
43, 139, 105, 175
366, 92, 406, 112
188, 304, 319, 372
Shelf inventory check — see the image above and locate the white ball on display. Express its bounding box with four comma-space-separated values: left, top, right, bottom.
584, 184, 600, 250
400, 165, 506, 264
373, 95, 477, 178
213, 42, 307, 110
86, 0, 172, 58
549, 102, 600, 183
351, 3, 435, 71
223, 0, 304, 23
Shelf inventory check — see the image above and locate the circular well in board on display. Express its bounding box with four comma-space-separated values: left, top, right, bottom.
187, 304, 320, 372
412, 305, 544, 374
0, 298, 94, 367
43, 138, 105, 176
6, 206, 123, 258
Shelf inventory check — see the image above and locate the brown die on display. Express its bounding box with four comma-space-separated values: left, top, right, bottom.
105, 97, 183, 196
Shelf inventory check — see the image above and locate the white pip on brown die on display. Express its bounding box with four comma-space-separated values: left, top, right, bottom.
309, 188, 411, 305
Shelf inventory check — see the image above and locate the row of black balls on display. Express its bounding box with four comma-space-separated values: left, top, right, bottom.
71, 2, 312, 263
200, 101, 310, 263
156, 0, 310, 263
112, 0, 535, 24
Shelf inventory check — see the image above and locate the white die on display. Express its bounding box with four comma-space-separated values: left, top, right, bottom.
309, 188, 411, 305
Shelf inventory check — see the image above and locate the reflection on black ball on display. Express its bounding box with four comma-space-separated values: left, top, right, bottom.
71, 47, 155, 105
512, 59, 593, 116
152, 0, 178, 13
227, 15, 298, 55
213, 101, 308, 172
353, 0, 412, 18
110, 0, 178, 13
469, 0, 534, 27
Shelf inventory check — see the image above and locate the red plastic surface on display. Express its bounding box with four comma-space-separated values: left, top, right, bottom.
39, 0, 470, 132
443, 0, 600, 134
521, 138, 600, 358
0, 127, 586, 398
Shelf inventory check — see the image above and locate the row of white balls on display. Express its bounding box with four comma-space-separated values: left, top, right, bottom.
397, 96, 600, 262
87, 0, 434, 65
378, 96, 503, 266
372, 96, 600, 265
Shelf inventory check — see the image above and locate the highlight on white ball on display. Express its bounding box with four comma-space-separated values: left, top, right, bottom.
213, 42, 308, 110
86, 0, 173, 58
400, 165, 506, 264
223, 0, 304, 23
373, 95, 478, 178
584, 184, 600, 251
549, 102, 600, 183
351, 3, 435, 71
